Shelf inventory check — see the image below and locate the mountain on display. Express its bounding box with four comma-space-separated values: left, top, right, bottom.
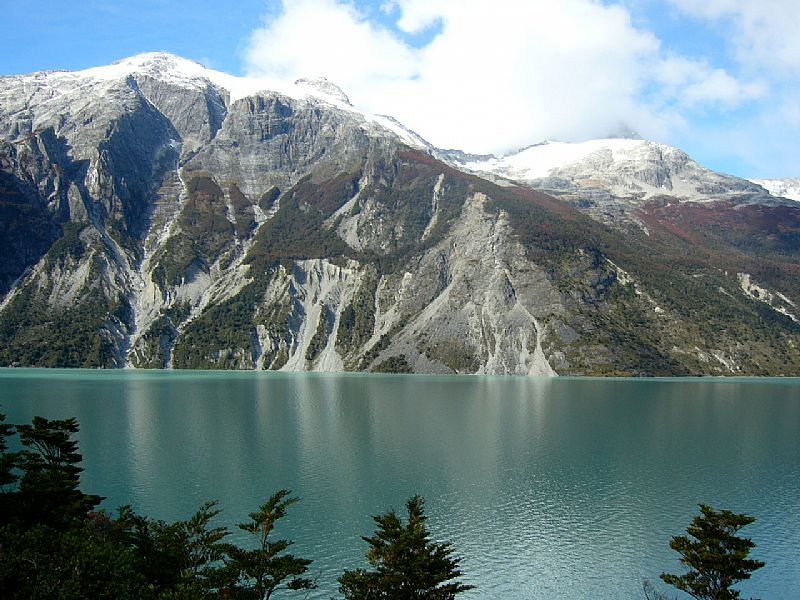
1, 53, 799, 375
749, 178, 800, 202
454, 139, 787, 230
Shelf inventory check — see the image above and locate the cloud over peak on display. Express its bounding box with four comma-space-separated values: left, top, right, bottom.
244, 0, 792, 174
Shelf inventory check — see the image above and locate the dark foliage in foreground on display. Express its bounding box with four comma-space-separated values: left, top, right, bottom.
0, 414, 314, 599
339, 495, 473, 599
643, 504, 765, 600
660, 504, 765, 600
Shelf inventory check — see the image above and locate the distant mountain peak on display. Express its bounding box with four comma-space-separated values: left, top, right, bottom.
750, 178, 800, 202
111, 51, 205, 70
78, 51, 222, 91
294, 77, 351, 105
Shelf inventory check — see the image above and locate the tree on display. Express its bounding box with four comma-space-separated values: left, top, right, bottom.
660, 504, 765, 600
0, 522, 147, 600
643, 578, 680, 600
14, 416, 103, 528
180, 499, 232, 592
226, 489, 315, 599
339, 495, 473, 600
0, 413, 16, 490
0, 413, 18, 520
115, 501, 232, 597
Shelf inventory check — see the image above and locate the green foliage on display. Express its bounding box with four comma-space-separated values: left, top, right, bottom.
660, 504, 765, 600
305, 305, 333, 363
0, 168, 60, 294
258, 187, 281, 214
114, 500, 232, 597
336, 270, 378, 359
0, 414, 16, 491
424, 340, 479, 374
0, 414, 18, 522
226, 489, 315, 600
172, 282, 264, 369
152, 175, 242, 289
181, 176, 235, 254
0, 522, 147, 600
0, 258, 123, 369
483, 177, 800, 375
254, 292, 296, 371
372, 354, 414, 374
130, 315, 178, 369
13, 417, 103, 529
339, 495, 473, 600
348, 156, 473, 275
0, 416, 145, 599
228, 182, 258, 238
245, 174, 353, 269
359, 319, 408, 371
151, 234, 201, 288
45, 222, 87, 266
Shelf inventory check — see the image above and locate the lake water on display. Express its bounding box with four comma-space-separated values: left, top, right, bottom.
1, 370, 798, 599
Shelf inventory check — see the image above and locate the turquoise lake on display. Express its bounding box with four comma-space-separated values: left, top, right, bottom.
1, 370, 798, 599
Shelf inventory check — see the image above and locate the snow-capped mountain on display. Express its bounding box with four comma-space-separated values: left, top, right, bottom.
1, 53, 799, 375
0, 52, 430, 152
449, 138, 793, 230
749, 178, 800, 202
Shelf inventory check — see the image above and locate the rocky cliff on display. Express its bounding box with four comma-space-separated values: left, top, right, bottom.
1, 53, 798, 375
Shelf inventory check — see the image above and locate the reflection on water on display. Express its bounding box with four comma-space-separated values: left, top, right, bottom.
1, 371, 799, 599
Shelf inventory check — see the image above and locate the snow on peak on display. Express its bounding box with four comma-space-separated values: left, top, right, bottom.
53, 52, 356, 109
462, 137, 777, 205
749, 178, 800, 202
8, 52, 430, 150
111, 52, 206, 75
465, 138, 649, 180
294, 77, 351, 105
81, 52, 212, 85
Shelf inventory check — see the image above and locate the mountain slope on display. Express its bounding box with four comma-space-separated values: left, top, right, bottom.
1, 54, 798, 375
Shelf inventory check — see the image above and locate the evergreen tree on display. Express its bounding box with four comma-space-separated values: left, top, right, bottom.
14, 416, 103, 528
0, 413, 18, 521
181, 500, 232, 592
339, 495, 473, 600
0, 413, 16, 490
113, 500, 233, 597
226, 489, 315, 599
660, 504, 765, 600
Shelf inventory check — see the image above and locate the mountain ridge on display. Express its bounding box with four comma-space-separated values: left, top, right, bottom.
1, 53, 799, 375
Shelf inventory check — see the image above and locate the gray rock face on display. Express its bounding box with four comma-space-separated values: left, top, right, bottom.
1, 53, 798, 375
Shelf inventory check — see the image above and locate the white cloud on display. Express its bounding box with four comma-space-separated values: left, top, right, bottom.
661, 0, 800, 176
245, 0, 417, 87
668, 0, 800, 73
244, 0, 775, 158
654, 55, 766, 107
681, 68, 767, 107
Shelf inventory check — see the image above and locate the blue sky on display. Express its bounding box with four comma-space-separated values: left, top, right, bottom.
3, 0, 799, 179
